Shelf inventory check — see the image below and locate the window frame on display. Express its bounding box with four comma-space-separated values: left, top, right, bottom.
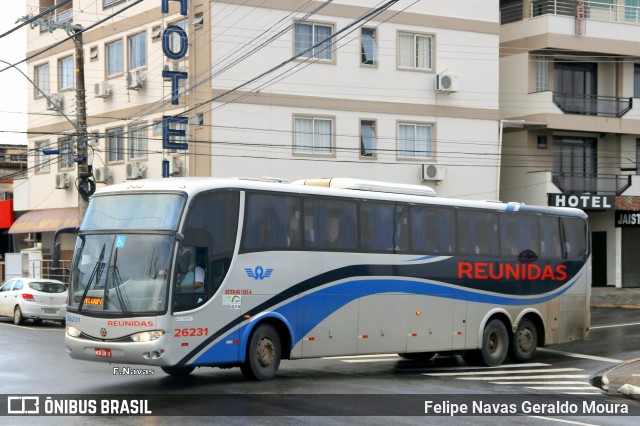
397, 121, 434, 160
360, 119, 377, 158
34, 63, 49, 98
361, 27, 378, 67
293, 115, 335, 156
58, 137, 74, 171
128, 32, 147, 71
106, 38, 124, 78
106, 127, 125, 164
35, 140, 51, 174
397, 31, 434, 72
293, 21, 335, 62
634, 63, 640, 98
128, 123, 148, 161
58, 56, 74, 91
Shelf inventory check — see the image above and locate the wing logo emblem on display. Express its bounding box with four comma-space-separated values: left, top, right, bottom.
245, 266, 273, 280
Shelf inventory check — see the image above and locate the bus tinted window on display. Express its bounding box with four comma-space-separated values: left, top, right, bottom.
244, 193, 301, 251
410, 206, 455, 254
304, 198, 357, 250
457, 210, 499, 256
539, 216, 563, 259
499, 213, 539, 259
562, 217, 588, 260
360, 202, 409, 252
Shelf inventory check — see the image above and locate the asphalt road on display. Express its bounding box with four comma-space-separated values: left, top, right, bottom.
0, 308, 639, 425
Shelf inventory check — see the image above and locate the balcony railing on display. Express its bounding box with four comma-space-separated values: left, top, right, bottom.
552, 172, 632, 195
501, 0, 640, 24
552, 93, 633, 117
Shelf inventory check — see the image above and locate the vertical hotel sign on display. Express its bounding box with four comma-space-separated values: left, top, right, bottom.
161, 0, 189, 150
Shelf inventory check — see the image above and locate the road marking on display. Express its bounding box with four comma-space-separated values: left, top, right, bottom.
528, 416, 598, 426
537, 348, 623, 364
525, 386, 598, 391
489, 381, 589, 385
458, 374, 591, 381
322, 354, 398, 359
423, 367, 582, 376
341, 358, 400, 363
422, 362, 550, 371
590, 321, 640, 330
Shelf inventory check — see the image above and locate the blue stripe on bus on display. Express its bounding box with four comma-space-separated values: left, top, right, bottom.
193, 272, 581, 365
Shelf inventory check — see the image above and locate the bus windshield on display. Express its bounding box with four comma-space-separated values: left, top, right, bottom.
81, 193, 185, 230
68, 233, 174, 314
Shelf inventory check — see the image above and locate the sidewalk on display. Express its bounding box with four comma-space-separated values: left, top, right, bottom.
589, 286, 640, 400
591, 286, 640, 309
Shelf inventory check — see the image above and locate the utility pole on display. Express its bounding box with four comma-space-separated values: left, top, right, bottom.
26, 18, 93, 221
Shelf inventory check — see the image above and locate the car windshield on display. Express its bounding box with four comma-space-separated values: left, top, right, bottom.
69, 233, 174, 314
28, 282, 66, 293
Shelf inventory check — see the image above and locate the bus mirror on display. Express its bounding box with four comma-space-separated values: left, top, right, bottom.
52, 242, 61, 268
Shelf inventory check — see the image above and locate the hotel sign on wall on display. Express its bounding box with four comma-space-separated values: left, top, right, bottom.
548, 194, 614, 210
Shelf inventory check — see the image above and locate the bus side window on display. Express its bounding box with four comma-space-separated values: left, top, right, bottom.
539, 216, 563, 259
562, 217, 587, 260
457, 209, 498, 256
243, 193, 301, 251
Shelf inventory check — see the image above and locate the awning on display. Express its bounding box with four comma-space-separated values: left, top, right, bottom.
8, 208, 79, 234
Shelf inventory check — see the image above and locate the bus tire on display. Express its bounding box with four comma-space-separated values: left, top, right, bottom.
241, 324, 281, 381
479, 319, 509, 367
509, 318, 537, 362
398, 352, 436, 361
161, 366, 195, 376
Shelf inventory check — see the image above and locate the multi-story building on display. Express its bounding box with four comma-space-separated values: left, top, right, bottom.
499, 0, 640, 287
16, 1, 501, 266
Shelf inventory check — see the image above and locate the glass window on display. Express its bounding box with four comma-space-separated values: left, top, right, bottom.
28, 281, 66, 293
562, 217, 588, 260
128, 124, 147, 160
636, 138, 640, 174
0, 280, 14, 292
398, 123, 432, 158
625, 0, 640, 21
58, 56, 73, 90
169, 19, 188, 55
128, 32, 147, 70
106, 40, 123, 77
59, 137, 73, 170
499, 214, 539, 259
360, 120, 376, 157
360, 202, 409, 252
294, 116, 333, 154
35, 141, 50, 173
539, 216, 563, 259
361, 28, 377, 65
243, 193, 302, 251
13, 280, 23, 291
34, 63, 49, 97
294, 22, 333, 60
410, 206, 455, 254
398, 32, 432, 70
457, 209, 499, 256
106, 127, 124, 163
303, 197, 357, 251
536, 55, 548, 92
635, 64, 640, 98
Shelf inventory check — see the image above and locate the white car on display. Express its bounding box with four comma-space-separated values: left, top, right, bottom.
0, 278, 67, 326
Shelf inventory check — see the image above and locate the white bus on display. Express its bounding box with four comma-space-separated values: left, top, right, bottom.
64, 177, 590, 380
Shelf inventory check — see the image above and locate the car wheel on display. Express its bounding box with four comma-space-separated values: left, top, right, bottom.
240, 324, 281, 381
13, 306, 24, 326
161, 366, 195, 376
509, 318, 538, 362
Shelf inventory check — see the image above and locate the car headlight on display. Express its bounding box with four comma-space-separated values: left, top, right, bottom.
130, 330, 165, 342
66, 326, 81, 337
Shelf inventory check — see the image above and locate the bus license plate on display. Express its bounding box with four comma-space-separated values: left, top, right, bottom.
95, 348, 111, 358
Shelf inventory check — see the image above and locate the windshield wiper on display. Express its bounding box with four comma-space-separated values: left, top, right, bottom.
108, 248, 130, 314
77, 243, 106, 313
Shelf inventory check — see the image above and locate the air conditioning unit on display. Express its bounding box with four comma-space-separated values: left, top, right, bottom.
421, 164, 447, 181
46, 93, 62, 111
93, 167, 111, 183
436, 74, 459, 92
55, 172, 71, 189
94, 81, 112, 98
126, 70, 145, 90
168, 157, 184, 176
126, 162, 147, 180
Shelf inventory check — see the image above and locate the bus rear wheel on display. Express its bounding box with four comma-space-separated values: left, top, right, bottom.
241, 324, 281, 381
161, 366, 195, 376
509, 318, 538, 362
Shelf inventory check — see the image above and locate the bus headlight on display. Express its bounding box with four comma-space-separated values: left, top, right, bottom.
66, 326, 81, 337
130, 330, 165, 342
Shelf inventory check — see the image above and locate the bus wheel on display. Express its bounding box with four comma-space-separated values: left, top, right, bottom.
509, 318, 537, 362
398, 352, 436, 361
161, 366, 195, 376
241, 324, 281, 381
479, 319, 509, 367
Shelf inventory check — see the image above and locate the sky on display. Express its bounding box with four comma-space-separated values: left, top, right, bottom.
0, 0, 28, 146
